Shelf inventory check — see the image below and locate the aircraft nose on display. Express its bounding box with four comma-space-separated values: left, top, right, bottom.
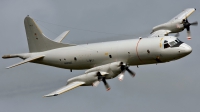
179, 43, 192, 54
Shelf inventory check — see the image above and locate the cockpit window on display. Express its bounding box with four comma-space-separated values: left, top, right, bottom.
169, 41, 177, 46
164, 40, 168, 43
164, 39, 183, 49
164, 40, 170, 49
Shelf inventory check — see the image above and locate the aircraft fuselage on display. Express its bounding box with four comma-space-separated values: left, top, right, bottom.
34, 36, 192, 70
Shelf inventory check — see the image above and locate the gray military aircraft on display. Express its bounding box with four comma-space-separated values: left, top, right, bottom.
2, 8, 197, 97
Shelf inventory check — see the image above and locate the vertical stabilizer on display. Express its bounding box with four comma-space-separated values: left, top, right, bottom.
24, 16, 75, 53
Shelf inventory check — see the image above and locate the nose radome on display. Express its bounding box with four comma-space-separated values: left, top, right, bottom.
180, 43, 192, 54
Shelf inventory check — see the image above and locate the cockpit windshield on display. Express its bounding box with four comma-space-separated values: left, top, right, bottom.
164, 38, 183, 49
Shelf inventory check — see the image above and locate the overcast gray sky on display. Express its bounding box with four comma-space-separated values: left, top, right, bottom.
0, 0, 200, 112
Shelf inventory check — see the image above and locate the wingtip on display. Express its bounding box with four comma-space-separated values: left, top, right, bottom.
44, 94, 51, 97
43, 95, 51, 97
44, 94, 58, 97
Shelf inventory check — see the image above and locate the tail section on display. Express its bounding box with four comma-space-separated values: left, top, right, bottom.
24, 16, 75, 53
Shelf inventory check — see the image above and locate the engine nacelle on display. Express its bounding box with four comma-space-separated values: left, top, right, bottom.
67, 72, 98, 86
152, 19, 184, 34
67, 62, 124, 87
85, 61, 122, 79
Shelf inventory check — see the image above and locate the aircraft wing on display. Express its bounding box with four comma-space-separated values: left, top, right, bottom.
44, 81, 85, 97
169, 8, 196, 22
149, 8, 196, 38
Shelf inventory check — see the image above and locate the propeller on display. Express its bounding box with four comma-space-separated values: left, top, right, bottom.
118, 62, 135, 81
102, 77, 110, 91
182, 18, 198, 40
93, 72, 110, 91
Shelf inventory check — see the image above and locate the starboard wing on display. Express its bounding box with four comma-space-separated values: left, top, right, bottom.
149, 8, 196, 38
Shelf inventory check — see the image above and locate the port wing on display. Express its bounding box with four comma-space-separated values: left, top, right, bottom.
44, 81, 85, 97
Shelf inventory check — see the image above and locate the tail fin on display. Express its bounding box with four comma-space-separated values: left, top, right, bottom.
24, 16, 75, 53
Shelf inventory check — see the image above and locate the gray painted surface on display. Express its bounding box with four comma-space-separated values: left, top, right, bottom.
0, 0, 200, 112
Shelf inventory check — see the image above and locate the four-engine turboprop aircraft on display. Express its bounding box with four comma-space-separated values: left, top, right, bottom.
2, 8, 197, 97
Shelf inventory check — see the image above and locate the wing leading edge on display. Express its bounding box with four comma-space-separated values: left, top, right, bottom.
169, 8, 196, 22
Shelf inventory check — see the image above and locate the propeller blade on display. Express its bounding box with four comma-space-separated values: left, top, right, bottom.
190, 21, 198, 26
118, 73, 124, 81
125, 67, 135, 77
93, 81, 100, 87
186, 26, 190, 31
102, 77, 110, 91
187, 30, 191, 40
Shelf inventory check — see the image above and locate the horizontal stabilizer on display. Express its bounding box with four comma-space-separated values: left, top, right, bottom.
54, 30, 70, 43
44, 81, 85, 97
2, 54, 19, 59
6, 55, 45, 69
